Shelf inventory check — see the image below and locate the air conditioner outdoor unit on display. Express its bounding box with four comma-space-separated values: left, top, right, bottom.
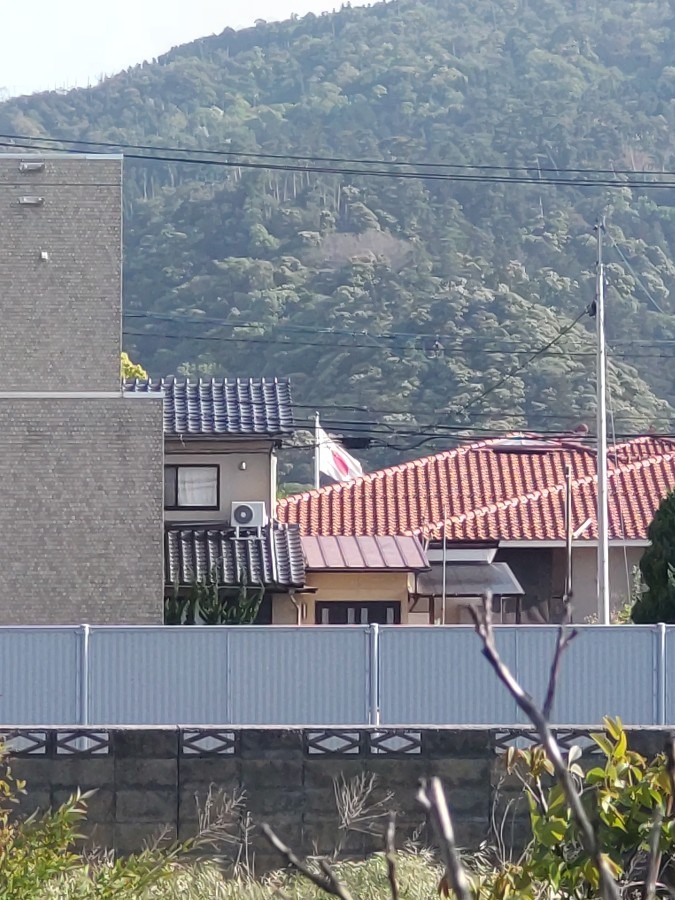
231, 501, 268, 529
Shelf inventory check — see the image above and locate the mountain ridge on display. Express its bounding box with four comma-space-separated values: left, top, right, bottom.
2, 0, 675, 478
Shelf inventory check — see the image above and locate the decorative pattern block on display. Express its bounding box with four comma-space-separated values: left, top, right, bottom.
181, 730, 238, 756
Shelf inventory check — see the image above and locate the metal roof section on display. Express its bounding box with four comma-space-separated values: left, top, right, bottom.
302, 534, 429, 571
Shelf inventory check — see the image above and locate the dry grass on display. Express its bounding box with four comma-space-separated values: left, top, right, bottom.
36, 849, 442, 899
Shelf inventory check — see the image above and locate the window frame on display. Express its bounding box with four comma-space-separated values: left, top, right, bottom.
315, 601, 401, 625
164, 463, 220, 511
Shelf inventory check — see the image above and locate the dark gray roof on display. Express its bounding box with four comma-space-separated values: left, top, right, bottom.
124, 377, 294, 437
165, 524, 305, 589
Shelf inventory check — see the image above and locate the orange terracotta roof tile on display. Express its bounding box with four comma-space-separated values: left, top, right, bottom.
277, 435, 675, 542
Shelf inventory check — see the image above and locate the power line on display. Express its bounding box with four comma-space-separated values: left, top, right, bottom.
435, 308, 591, 423
5, 135, 675, 189
123, 321, 675, 362
290, 401, 666, 422
606, 231, 667, 315
3, 131, 675, 178
129, 308, 674, 346
121, 310, 593, 356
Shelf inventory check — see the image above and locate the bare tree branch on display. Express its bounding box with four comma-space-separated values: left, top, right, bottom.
643, 805, 664, 900
643, 735, 675, 900
542, 601, 578, 720
469, 593, 620, 900
261, 823, 354, 900
385, 814, 399, 900
417, 777, 472, 900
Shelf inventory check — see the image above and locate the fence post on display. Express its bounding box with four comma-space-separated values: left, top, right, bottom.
657, 622, 666, 726
369, 624, 380, 726
79, 624, 90, 727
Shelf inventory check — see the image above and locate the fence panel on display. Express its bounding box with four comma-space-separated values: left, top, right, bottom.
377, 626, 519, 725
0, 627, 80, 725
513, 625, 660, 726
87, 626, 372, 726
662, 627, 675, 725
227, 626, 371, 725
88, 627, 231, 725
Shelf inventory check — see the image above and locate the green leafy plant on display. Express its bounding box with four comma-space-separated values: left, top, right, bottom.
0, 743, 203, 898
165, 570, 265, 625
475, 717, 675, 898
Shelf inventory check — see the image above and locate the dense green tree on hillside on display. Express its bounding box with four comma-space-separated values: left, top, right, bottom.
632, 492, 675, 624
4, 0, 675, 473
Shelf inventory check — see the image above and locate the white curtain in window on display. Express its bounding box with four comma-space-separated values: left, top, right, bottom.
178, 467, 217, 507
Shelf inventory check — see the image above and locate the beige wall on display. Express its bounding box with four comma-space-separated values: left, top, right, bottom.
408, 595, 519, 626
570, 545, 643, 623
302, 571, 412, 624
164, 439, 276, 524
272, 594, 302, 625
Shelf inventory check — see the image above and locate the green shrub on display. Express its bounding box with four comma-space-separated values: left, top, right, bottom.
477, 717, 674, 898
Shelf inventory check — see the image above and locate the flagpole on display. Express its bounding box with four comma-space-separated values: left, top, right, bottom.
314, 411, 320, 490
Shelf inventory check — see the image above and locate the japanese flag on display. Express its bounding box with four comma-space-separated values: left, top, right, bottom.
317, 426, 364, 482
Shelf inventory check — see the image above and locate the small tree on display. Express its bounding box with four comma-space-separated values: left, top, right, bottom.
632, 489, 675, 623
121, 352, 148, 380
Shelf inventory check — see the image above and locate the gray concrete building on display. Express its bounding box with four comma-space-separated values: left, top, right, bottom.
0, 153, 163, 624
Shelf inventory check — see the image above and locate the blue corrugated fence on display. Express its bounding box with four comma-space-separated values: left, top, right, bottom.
0, 624, 669, 727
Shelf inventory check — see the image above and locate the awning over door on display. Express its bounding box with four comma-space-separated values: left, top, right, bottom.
415, 561, 524, 597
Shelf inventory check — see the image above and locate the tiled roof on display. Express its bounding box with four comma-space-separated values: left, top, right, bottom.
124, 377, 294, 437
165, 524, 305, 588
277, 435, 675, 543
302, 535, 429, 571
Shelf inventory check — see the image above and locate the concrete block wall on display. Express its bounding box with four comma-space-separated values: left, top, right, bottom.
0, 155, 122, 392
10, 729, 495, 869
12, 726, 669, 871
0, 398, 163, 623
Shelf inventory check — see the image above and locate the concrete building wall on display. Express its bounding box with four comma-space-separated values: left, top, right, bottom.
570, 545, 644, 622
0, 155, 122, 392
0, 398, 163, 624
164, 439, 276, 524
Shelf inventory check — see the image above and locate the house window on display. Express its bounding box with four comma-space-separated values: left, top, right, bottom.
315, 602, 401, 625
164, 465, 219, 510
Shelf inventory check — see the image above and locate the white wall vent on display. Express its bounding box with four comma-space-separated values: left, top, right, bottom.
18, 160, 45, 173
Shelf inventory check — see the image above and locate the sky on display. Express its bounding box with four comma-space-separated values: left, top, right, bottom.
0, 1, 370, 99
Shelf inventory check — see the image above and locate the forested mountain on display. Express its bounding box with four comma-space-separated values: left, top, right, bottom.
3, 0, 675, 476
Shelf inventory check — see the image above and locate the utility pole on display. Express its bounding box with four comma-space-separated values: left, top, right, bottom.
314, 411, 321, 490
564, 464, 573, 607
595, 217, 610, 624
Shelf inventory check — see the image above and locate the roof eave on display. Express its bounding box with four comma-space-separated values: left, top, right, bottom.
306, 565, 430, 574
166, 430, 294, 441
